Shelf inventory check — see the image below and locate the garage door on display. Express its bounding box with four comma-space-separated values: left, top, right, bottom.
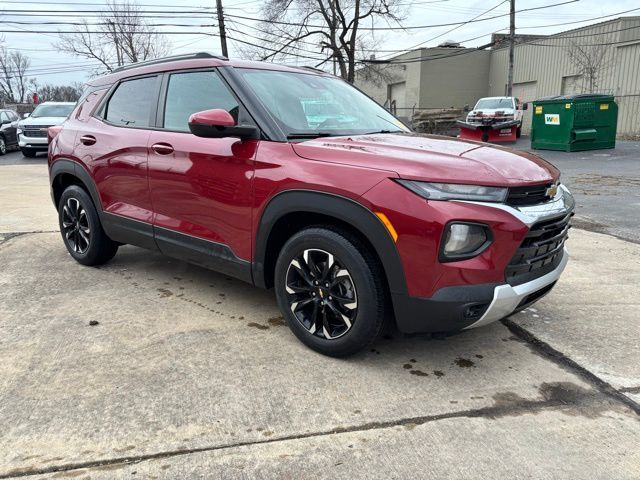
513, 81, 538, 134
389, 81, 407, 119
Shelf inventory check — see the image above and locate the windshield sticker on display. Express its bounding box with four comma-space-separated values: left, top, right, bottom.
544, 114, 560, 125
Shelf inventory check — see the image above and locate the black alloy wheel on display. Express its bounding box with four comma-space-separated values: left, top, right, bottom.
58, 185, 118, 265
61, 197, 91, 254
274, 227, 386, 357
285, 248, 358, 340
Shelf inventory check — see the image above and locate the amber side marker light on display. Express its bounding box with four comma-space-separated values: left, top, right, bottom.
375, 212, 398, 242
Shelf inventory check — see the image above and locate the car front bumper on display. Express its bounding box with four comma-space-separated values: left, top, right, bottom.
18, 134, 48, 149
464, 248, 568, 329
390, 185, 575, 333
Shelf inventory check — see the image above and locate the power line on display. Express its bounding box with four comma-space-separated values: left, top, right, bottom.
0, 1, 578, 30
223, 0, 579, 31
379, 0, 508, 60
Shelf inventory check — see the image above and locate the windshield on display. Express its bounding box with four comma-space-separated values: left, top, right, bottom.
237, 69, 409, 138
474, 98, 513, 110
31, 104, 74, 118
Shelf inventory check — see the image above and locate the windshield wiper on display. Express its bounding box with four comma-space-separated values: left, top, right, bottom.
362, 129, 402, 135
286, 132, 335, 140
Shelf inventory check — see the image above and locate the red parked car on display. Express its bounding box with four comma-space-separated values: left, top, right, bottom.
48, 53, 574, 356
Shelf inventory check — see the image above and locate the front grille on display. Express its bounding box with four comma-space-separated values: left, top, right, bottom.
22, 125, 50, 138
506, 212, 572, 286
507, 183, 553, 206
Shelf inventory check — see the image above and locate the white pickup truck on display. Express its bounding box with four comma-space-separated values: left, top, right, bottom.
466, 96, 527, 138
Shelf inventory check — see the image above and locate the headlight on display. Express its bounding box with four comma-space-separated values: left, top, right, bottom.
17, 127, 23, 135
397, 180, 507, 202
440, 222, 491, 261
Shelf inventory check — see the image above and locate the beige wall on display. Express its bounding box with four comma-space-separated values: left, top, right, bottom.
355, 48, 489, 116
488, 17, 640, 136
418, 48, 491, 109
356, 17, 640, 137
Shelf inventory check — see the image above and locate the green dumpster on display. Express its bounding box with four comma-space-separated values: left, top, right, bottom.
531, 94, 617, 152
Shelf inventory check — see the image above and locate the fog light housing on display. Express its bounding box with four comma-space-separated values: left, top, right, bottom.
440, 222, 491, 261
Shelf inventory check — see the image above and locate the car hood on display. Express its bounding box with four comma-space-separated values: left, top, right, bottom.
468, 108, 515, 117
291, 133, 558, 186
19, 116, 68, 127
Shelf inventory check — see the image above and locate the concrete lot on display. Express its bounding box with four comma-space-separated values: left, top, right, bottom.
0, 148, 639, 479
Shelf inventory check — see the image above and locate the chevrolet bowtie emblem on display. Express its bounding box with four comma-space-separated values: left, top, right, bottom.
546, 184, 559, 198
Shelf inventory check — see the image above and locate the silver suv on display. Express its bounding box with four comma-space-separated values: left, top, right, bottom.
18, 102, 75, 157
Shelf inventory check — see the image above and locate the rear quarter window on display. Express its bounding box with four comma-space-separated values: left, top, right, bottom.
103, 76, 159, 128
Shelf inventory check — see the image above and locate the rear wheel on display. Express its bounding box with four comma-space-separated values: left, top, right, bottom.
0, 136, 6, 155
58, 185, 118, 265
21, 147, 37, 158
274, 227, 386, 357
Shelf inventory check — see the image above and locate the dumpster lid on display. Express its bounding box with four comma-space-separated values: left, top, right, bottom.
534, 93, 614, 104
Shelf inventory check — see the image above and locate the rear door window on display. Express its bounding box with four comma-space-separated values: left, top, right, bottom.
163, 70, 241, 132
104, 76, 159, 128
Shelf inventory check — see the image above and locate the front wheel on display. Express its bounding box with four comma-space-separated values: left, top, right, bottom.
58, 185, 118, 265
274, 227, 386, 357
0, 136, 6, 155
21, 147, 37, 158
516, 126, 522, 138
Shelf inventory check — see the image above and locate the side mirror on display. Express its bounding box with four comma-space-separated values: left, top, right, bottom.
463, 104, 470, 112
23, 112, 30, 118
523, 103, 528, 111
188, 109, 259, 140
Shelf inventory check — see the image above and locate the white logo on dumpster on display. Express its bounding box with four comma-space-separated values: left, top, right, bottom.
544, 114, 560, 125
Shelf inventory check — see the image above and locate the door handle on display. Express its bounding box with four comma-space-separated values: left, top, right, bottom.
151, 143, 174, 155
79, 135, 96, 146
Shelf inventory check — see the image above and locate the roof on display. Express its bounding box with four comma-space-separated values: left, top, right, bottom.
88, 52, 330, 87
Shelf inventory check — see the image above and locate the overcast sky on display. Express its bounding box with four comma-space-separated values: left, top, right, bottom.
1, 0, 639, 87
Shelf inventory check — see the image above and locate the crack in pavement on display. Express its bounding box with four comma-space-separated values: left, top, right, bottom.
620, 386, 640, 394
0, 393, 613, 479
502, 319, 640, 415
0, 231, 58, 245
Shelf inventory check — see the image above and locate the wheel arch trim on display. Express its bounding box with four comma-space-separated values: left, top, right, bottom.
50, 158, 103, 211
253, 189, 408, 296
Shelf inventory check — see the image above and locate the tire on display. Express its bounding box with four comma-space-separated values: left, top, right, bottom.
516, 127, 522, 138
58, 185, 118, 266
0, 136, 6, 155
21, 147, 37, 158
274, 227, 386, 357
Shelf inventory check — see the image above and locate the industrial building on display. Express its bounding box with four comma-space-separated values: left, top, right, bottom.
355, 16, 640, 137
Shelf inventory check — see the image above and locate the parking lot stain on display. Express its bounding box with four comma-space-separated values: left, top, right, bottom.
402, 363, 413, 370
157, 288, 173, 298
247, 322, 269, 330
409, 370, 429, 377
433, 370, 445, 378
454, 357, 475, 368
88, 320, 99, 326
267, 316, 286, 326
475, 354, 484, 359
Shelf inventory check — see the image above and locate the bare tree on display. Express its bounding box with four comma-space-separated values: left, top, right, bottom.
566, 41, 611, 93
33, 83, 84, 102
244, 0, 405, 83
0, 41, 32, 103
56, 0, 170, 74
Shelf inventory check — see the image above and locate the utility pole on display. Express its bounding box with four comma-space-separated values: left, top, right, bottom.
507, 0, 515, 96
216, 0, 229, 58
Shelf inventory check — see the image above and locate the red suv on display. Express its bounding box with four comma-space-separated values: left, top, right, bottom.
49, 53, 574, 357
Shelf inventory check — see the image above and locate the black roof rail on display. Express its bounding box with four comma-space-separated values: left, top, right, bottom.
111, 52, 227, 73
